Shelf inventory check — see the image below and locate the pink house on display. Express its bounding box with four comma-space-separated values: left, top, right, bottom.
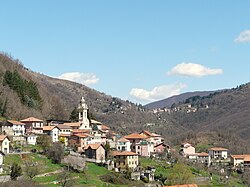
135, 141, 154, 157
180, 143, 195, 157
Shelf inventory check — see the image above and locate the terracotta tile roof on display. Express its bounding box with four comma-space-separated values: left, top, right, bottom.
63, 122, 81, 127
101, 124, 110, 130
124, 133, 147, 140
7, 120, 25, 125
72, 129, 91, 134
57, 124, 72, 130
90, 119, 102, 124
209, 147, 228, 151
85, 143, 102, 150
164, 184, 198, 187
231, 155, 250, 161
111, 151, 138, 156
118, 137, 130, 142
244, 156, 250, 162
43, 126, 56, 131
21, 117, 43, 122
140, 130, 153, 137
0, 135, 9, 142
73, 134, 89, 138
197, 152, 209, 157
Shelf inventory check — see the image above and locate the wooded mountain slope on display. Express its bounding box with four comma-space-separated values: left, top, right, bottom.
1, 53, 250, 153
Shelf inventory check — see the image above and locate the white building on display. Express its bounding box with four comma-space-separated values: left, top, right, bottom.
78, 97, 91, 130
2, 120, 26, 136
208, 147, 228, 159
116, 137, 131, 151
26, 134, 38, 145
0, 135, 10, 154
43, 126, 60, 142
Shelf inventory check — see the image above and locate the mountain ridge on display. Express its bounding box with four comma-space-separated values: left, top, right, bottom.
144, 91, 215, 109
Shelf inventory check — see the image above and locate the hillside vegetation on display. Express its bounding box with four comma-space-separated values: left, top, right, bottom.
1, 52, 250, 153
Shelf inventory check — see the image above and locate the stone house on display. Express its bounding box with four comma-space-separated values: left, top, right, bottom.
84, 144, 105, 162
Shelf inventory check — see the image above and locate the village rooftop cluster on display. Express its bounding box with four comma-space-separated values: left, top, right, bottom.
0, 97, 249, 184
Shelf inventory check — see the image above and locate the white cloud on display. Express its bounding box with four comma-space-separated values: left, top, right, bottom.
167, 62, 223, 77
130, 83, 187, 103
58, 72, 99, 85
234, 30, 250, 43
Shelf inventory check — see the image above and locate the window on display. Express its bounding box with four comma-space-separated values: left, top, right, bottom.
137, 146, 140, 149
5, 142, 7, 145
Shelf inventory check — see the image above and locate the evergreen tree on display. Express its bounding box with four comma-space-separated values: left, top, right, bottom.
10, 163, 22, 180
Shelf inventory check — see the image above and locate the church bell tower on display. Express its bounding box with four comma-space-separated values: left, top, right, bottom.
78, 96, 91, 129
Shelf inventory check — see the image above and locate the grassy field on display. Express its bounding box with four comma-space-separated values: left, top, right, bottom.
34, 162, 143, 187
4, 153, 62, 174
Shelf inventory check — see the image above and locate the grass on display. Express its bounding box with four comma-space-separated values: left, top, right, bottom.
4, 153, 62, 174
140, 157, 172, 177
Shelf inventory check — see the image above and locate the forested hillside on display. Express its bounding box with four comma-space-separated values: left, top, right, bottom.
1, 52, 250, 153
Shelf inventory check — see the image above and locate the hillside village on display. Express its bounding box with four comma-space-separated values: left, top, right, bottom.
0, 96, 250, 186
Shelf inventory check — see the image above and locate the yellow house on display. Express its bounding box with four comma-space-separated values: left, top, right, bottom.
112, 151, 138, 171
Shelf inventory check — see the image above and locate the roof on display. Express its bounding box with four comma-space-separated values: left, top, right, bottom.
118, 137, 130, 142
140, 130, 154, 137
231, 155, 250, 161
85, 144, 103, 150
0, 135, 9, 142
90, 119, 102, 124
57, 124, 72, 130
43, 126, 57, 131
124, 133, 147, 140
7, 120, 25, 125
197, 152, 209, 157
111, 151, 138, 156
72, 129, 91, 134
244, 156, 250, 162
209, 147, 228, 151
164, 184, 198, 187
21, 117, 43, 122
63, 122, 81, 127
101, 124, 110, 131
73, 134, 89, 138
151, 133, 161, 137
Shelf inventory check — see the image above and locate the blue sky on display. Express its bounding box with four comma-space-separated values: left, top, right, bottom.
1, 1, 250, 104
